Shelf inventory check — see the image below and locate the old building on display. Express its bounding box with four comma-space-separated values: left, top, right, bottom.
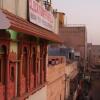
47, 46, 79, 100
53, 12, 65, 34
0, 0, 63, 100
47, 11, 82, 100
90, 45, 100, 66
87, 44, 100, 79
59, 25, 87, 76
50, 11, 87, 73
47, 56, 78, 100
59, 26, 87, 62
87, 43, 92, 69
65, 62, 78, 100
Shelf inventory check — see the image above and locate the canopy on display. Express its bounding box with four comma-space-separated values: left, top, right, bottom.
0, 9, 63, 43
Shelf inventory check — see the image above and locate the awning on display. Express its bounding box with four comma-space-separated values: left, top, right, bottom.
0, 9, 63, 43
0, 10, 11, 29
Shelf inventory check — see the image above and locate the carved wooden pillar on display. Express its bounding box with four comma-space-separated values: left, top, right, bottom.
40, 57, 43, 84
34, 44, 41, 87
29, 43, 37, 90
27, 49, 30, 93
17, 42, 23, 96
7, 51, 17, 100
6, 53, 10, 100
40, 43, 44, 84
36, 51, 39, 87
29, 46, 31, 91
43, 44, 47, 83
0, 31, 10, 100
40, 42, 47, 84
20, 42, 30, 94
40, 44, 42, 84
2, 42, 10, 100
33, 46, 37, 88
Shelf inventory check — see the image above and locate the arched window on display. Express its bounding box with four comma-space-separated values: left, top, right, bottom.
22, 47, 28, 77
0, 45, 7, 85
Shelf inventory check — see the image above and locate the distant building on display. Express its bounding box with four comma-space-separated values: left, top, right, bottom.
91, 45, 100, 66
87, 43, 92, 68
48, 46, 75, 60
53, 12, 65, 34
49, 12, 87, 77
59, 26, 87, 63
51, 11, 87, 64
87, 44, 100, 79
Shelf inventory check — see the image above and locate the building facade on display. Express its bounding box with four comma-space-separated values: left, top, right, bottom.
47, 56, 66, 100
51, 12, 87, 74
59, 26, 87, 61
59, 26, 87, 76
53, 12, 65, 34
65, 62, 78, 100
0, 0, 62, 100
90, 45, 100, 66
87, 44, 100, 79
47, 56, 78, 100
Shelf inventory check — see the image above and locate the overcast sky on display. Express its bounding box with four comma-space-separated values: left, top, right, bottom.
52, 0, 100, 45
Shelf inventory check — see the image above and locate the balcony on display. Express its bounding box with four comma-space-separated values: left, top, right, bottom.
47, 56, 78, 81
47, 56, 66, 84
65, 62, 78, 80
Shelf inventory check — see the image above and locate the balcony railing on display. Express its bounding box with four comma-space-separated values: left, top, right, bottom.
65, 62, 78, 79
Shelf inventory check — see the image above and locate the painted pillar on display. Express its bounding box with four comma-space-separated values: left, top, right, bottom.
6, 43, 10, 100
6, 29, 18, 100
17, 40, 24, 96
44, 44, 47, 83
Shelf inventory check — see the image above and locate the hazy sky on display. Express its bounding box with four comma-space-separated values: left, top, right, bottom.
52, 0, 100, 45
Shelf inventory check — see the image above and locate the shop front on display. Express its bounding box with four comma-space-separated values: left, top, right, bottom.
0, 9, 62, 100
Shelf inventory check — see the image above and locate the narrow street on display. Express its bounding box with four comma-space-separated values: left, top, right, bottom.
89, 80, 100, 100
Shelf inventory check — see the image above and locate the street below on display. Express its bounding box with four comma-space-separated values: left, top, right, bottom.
89, 79, 100, 100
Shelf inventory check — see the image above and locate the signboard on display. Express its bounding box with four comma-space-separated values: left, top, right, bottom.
29, 0, 54, 31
